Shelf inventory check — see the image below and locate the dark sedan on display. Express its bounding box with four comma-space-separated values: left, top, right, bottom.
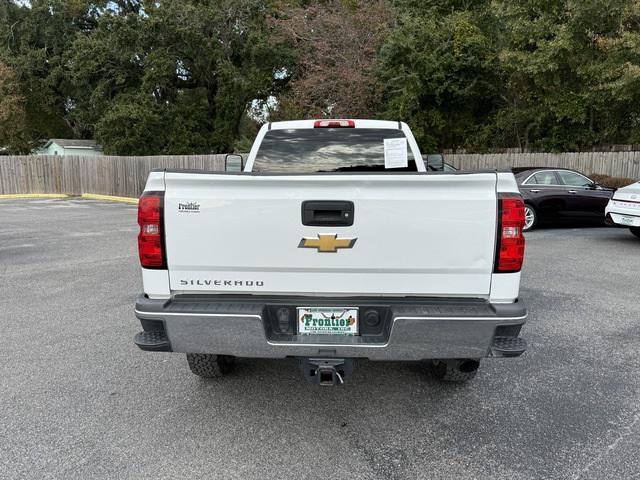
513, 168, 614, 231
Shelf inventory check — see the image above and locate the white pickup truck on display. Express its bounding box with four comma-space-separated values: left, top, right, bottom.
134, 119, 528, 385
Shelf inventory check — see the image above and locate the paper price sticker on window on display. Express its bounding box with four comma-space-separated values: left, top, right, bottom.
384, 138, 408, 169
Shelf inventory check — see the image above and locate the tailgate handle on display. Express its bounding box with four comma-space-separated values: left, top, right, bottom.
302, 201, 354, 227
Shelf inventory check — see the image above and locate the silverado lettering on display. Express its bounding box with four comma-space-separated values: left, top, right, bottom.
179, 279, 264, 287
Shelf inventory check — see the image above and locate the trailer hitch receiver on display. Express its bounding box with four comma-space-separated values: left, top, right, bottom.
300, 358, 355, 386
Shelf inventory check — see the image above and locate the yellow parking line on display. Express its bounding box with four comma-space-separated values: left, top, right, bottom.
80, 193, 139, 204
0, 193, 139, 204
0, 193, 70, 199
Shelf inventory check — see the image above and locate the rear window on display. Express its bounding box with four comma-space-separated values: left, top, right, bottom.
252, 128, 417, 173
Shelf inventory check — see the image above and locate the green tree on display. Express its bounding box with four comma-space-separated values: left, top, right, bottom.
67, 0, 286, 154
379, 0, 640, 152
0, 0, 98, 150
0, 0, 288, 154
377, 1, 502, 152
0, 60, 29, 152
495, 0, 640, 150
5, 0, 640, 154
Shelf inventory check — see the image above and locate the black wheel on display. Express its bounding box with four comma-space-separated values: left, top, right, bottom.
523, 204, 537, 231
186, 353, 235, 378
431, 359, 480, 383
630, 227, 640, 239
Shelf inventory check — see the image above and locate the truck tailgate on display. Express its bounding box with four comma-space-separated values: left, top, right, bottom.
163, 172, 498, 297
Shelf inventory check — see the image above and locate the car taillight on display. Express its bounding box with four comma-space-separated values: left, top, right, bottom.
138, 191, 166, 269
313, 119, 355, 128
495, 194, 525, 273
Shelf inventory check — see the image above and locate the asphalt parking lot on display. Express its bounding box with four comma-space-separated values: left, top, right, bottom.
1, 198, 639, 480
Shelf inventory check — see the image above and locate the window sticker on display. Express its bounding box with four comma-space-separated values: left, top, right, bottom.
384, 138, 408, 169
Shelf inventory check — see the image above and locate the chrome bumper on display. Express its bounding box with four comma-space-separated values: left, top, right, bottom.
135, 295, 527, 361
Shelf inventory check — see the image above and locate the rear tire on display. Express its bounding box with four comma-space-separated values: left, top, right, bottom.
431, 359, 479, 383
630, 227, 640, 239
523, 204, 537, 231
186, 353, 235, 378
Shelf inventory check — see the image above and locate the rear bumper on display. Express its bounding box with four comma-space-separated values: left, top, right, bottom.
134, 294, 527, 361
605, 211, 640, 227
605, 199, 640, 227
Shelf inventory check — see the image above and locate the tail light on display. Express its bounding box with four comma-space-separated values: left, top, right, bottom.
138, 191, 166, 269
494, 193, 525, 273
314, 119, 355, 128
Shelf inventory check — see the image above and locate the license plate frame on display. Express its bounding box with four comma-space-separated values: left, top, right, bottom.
296, 307, 359, 336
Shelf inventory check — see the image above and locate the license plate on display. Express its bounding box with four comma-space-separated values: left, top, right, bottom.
620, 216, 634, 225
297, 307, 358, 335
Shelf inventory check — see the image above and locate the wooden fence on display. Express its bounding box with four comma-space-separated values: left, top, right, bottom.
0, 154, 231, 198
0, 151, 638, 198
447, 151, 640, 179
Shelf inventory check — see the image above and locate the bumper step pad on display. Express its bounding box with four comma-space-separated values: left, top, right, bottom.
134, 330, 171, 352
491, 336, 527, 357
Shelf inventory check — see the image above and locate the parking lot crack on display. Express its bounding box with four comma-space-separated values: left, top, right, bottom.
571, 412, 640, 480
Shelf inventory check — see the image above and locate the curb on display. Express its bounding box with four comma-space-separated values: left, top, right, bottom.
0, 193, 70, 199
80, 193, 138, 204
0, 193, 138, 204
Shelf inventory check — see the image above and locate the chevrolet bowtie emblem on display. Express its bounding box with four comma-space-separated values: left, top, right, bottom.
298, 234, 357, 253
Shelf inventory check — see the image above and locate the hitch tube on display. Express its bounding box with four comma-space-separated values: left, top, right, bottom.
300, 358, 355, 386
